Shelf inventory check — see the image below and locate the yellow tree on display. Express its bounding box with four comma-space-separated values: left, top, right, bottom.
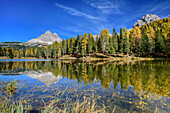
58, 47, 61, 57
15, 50, 19, 58
30, 48, 34, 57
25, 49, 30, 57
132, 26, 142, 53
67, 38, 71, 55
100, 28, 110, 39
100, 28, 110, 54
81, 32, 88, 57
34, 47, 38, 57
147, 26, 155, 53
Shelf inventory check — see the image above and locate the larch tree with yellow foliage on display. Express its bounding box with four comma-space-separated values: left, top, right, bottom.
81, 32, 88, 57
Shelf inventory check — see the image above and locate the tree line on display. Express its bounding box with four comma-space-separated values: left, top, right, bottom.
0, 17, 169, 59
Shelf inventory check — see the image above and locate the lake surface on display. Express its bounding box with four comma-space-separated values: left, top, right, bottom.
0, 60, 169, 112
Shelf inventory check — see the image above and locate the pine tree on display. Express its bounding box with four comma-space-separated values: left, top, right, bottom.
9, 48, 15, 59
36, 48, 41, 58
62, 40, 67, 55
71, 37, 76, 54
123, 29, 130, 55
51, 41, 59, 58
45, 46, 51, 59
109, 36, 115, 55
129, 31, 133, 53
0, 47, 2, 56
112, 28, 118, 52
155, 28, 166, 54
96, 35, 101, 52
141, 28, 150, 54
119, 28, 124, 53
147, 26, 155, 53
19, 49, 23, 58
87, 33, 93, 55
3, 46, 9, 56
34, 47, 38, 57
67, 38, 71, 55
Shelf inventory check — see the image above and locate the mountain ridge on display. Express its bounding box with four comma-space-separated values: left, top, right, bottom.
27, 30, 62, 45
133, 14, 161, 27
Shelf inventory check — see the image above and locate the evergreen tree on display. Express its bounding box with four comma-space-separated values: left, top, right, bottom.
0, 47, 3, 56
19, 49, 23, 58
147, 26, 155, 53
112, 28, 118, 52
119, 28, 124, 53
67, 38, 71, 55
34, 47, 38, 57
109, 36, 115, 54
36, 47, 41, 58
123, 29, 130, 55
62, 40, 67, 55
45, 46, 51, 58
51, 41, 59, 58
71, 37, 76, 54
155, 28, 166, 54
9, 48, 15, 59
3, 46, 9, 56
96, 35, 101, 52
87, 33, 93, 55
129, 31, 133, 53
141, 28, 150, 54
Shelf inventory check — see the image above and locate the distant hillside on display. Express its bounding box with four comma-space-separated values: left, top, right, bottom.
0, 31, 62, 50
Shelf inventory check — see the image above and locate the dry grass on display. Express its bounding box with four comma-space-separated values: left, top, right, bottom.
0, 81, 108, 113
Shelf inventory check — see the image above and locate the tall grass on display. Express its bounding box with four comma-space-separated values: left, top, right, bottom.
0, 81, 108, 113
0, 80, 32, 113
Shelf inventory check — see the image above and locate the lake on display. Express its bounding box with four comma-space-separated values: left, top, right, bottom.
0, 60, 169, 113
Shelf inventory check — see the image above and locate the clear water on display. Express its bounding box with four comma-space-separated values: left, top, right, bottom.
0, 60, 169, 112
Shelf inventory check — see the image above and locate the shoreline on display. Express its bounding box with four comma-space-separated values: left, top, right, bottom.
0, 56, 169, 61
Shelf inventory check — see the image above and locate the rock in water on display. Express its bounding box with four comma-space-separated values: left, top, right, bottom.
27, 31, 62, 45
133, 14, 160, 27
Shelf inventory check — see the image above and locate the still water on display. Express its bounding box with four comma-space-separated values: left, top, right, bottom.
0, 60, 169, 112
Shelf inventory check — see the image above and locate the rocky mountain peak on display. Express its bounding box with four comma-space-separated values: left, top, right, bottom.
133, 14, 161, 28
44, 30, 52, 34
27, 31, 62, 45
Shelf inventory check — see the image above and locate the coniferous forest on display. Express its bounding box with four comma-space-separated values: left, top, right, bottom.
0, 17, 169, 59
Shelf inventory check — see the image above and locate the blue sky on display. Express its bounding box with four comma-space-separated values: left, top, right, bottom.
0, 0, 170, 43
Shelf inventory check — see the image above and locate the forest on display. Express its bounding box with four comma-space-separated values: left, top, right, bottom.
0, 17, 169, 59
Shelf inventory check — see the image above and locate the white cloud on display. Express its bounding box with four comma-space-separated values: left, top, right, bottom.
85, 0, 124, 14
55, 3, 102, 20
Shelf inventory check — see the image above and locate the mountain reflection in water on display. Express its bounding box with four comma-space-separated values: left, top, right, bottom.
0, 60, 169, 112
